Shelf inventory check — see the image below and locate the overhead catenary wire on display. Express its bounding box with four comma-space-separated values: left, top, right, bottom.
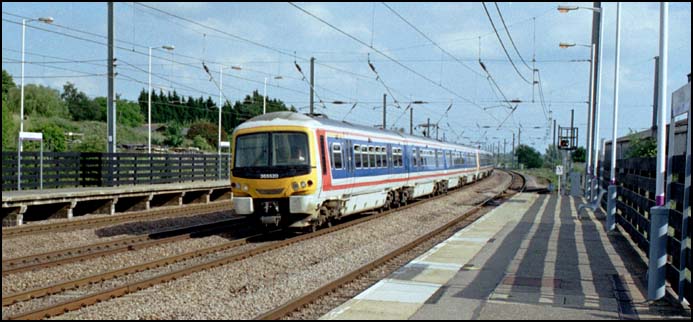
2, 11, 363, 107
381, 2, 485, 79
481, 2, 532, 85
293, 59, 328, 109
494, 2, 533, 72
3, 5, 560, 141
367, 53, 403, 109
289, 2, 499, 124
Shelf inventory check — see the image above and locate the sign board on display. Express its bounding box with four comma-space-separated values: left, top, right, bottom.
220, 141, 230, 148
555, 165, 564, 175
19, 131, 43, 141
671, 82, 690, 117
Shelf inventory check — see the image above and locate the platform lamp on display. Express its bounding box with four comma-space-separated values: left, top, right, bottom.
20, 16, 54, 151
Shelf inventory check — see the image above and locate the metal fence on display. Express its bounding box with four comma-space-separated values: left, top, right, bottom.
2, 152, 230, 191
597, 123, 690, 303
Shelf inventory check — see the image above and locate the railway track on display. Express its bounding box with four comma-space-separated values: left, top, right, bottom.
1, 200, 232, 238
3, 172, 509, 320
2, 217, 248, 276
255, 170, 524, 320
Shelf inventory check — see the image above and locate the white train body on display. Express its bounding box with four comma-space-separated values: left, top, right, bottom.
230, 112, 493, 228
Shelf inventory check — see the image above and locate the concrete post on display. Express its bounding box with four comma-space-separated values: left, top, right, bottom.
647, 206, 669, 300
571, 172, 581, 197
606, 185, 617, 231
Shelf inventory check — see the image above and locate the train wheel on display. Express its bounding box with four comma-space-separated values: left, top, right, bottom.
385, 191, 394, 210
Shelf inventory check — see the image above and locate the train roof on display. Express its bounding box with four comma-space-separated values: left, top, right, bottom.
236, 112, 491, 154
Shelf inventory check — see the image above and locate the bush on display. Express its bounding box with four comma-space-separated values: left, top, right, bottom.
38, 124, 67, 152
74, 135, 106, 152
164, 122, 184, 147
625, 132, 657, 158
186, 121, 227, 148
192, 135, 213, 151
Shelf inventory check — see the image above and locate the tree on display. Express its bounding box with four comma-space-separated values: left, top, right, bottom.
2, 99, 16, 150
515, 144, 543, 169
2, 69, 15, 97
625, 131, 657, 158
544, 145, 560, 167
62, 82, 99, 121
572, 146, 586, 162
8, 84, 67, 118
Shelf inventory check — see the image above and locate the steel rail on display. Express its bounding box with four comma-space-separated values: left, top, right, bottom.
6, 173, 500, 320
2, 200, 232, 238
2, 217, 246, 276
255, 170, 524, 320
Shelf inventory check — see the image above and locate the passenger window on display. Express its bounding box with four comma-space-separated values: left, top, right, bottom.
412, 148, 417, 167
354, 145, 362, 169
332, 143, 343, 170
369, 146, 376, 169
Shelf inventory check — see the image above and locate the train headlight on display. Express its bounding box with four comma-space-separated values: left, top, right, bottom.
292, 182, 300, 191
242, 184, 249, 192
300, 181, 307, 188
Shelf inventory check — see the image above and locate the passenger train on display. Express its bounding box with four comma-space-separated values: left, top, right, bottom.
230, 112, 494, 230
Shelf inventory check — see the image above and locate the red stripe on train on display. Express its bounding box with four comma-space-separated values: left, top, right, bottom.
323, 168, 483, 191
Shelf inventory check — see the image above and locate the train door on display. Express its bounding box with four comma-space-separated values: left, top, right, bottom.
343, 139, 355, 197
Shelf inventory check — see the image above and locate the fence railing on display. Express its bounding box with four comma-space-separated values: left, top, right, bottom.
2, 152, 230, 191
597, 133, 690, 303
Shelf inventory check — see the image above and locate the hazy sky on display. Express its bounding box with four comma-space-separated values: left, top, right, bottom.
2, 2, 691, 152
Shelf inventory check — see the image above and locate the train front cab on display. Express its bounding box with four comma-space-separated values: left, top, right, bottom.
230, 126, 322, 228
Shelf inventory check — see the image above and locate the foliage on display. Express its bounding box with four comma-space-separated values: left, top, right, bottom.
515, 144, 543, 169
138, 88, 297, 134
2, 69, 15, 96
2, 100, 17, 150
93, 96, 143, 127
625, 132, 657, 158
74, 135, 106, 152
62, 82, 101, 121
192, 135, 213, 151
8, 84, 68, 118
571, 146, 586, 162
37, 124, 67, 152
186, 121, 227, 148
543, 145, 560, 168
163, 122, 184, 147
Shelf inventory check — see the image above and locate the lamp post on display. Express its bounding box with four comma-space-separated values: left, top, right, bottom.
559, 42, 596, 196
607, 2, 622, 232
557, 5, 601, 13
263, 75, 283, 115
220, 65, 237, 157
558, 4, 603, 200
20, 16, 54, 148
148, 45, 175, 154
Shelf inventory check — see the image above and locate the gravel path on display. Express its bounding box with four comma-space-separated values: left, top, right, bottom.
2, 210, 236, 260
50, 172, 510, 320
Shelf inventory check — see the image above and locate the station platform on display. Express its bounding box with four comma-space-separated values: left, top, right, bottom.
321, 193, 690, 320
2, 180, 231, 226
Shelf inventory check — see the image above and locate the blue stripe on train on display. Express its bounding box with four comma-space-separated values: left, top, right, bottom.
326, 136, 490, 180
